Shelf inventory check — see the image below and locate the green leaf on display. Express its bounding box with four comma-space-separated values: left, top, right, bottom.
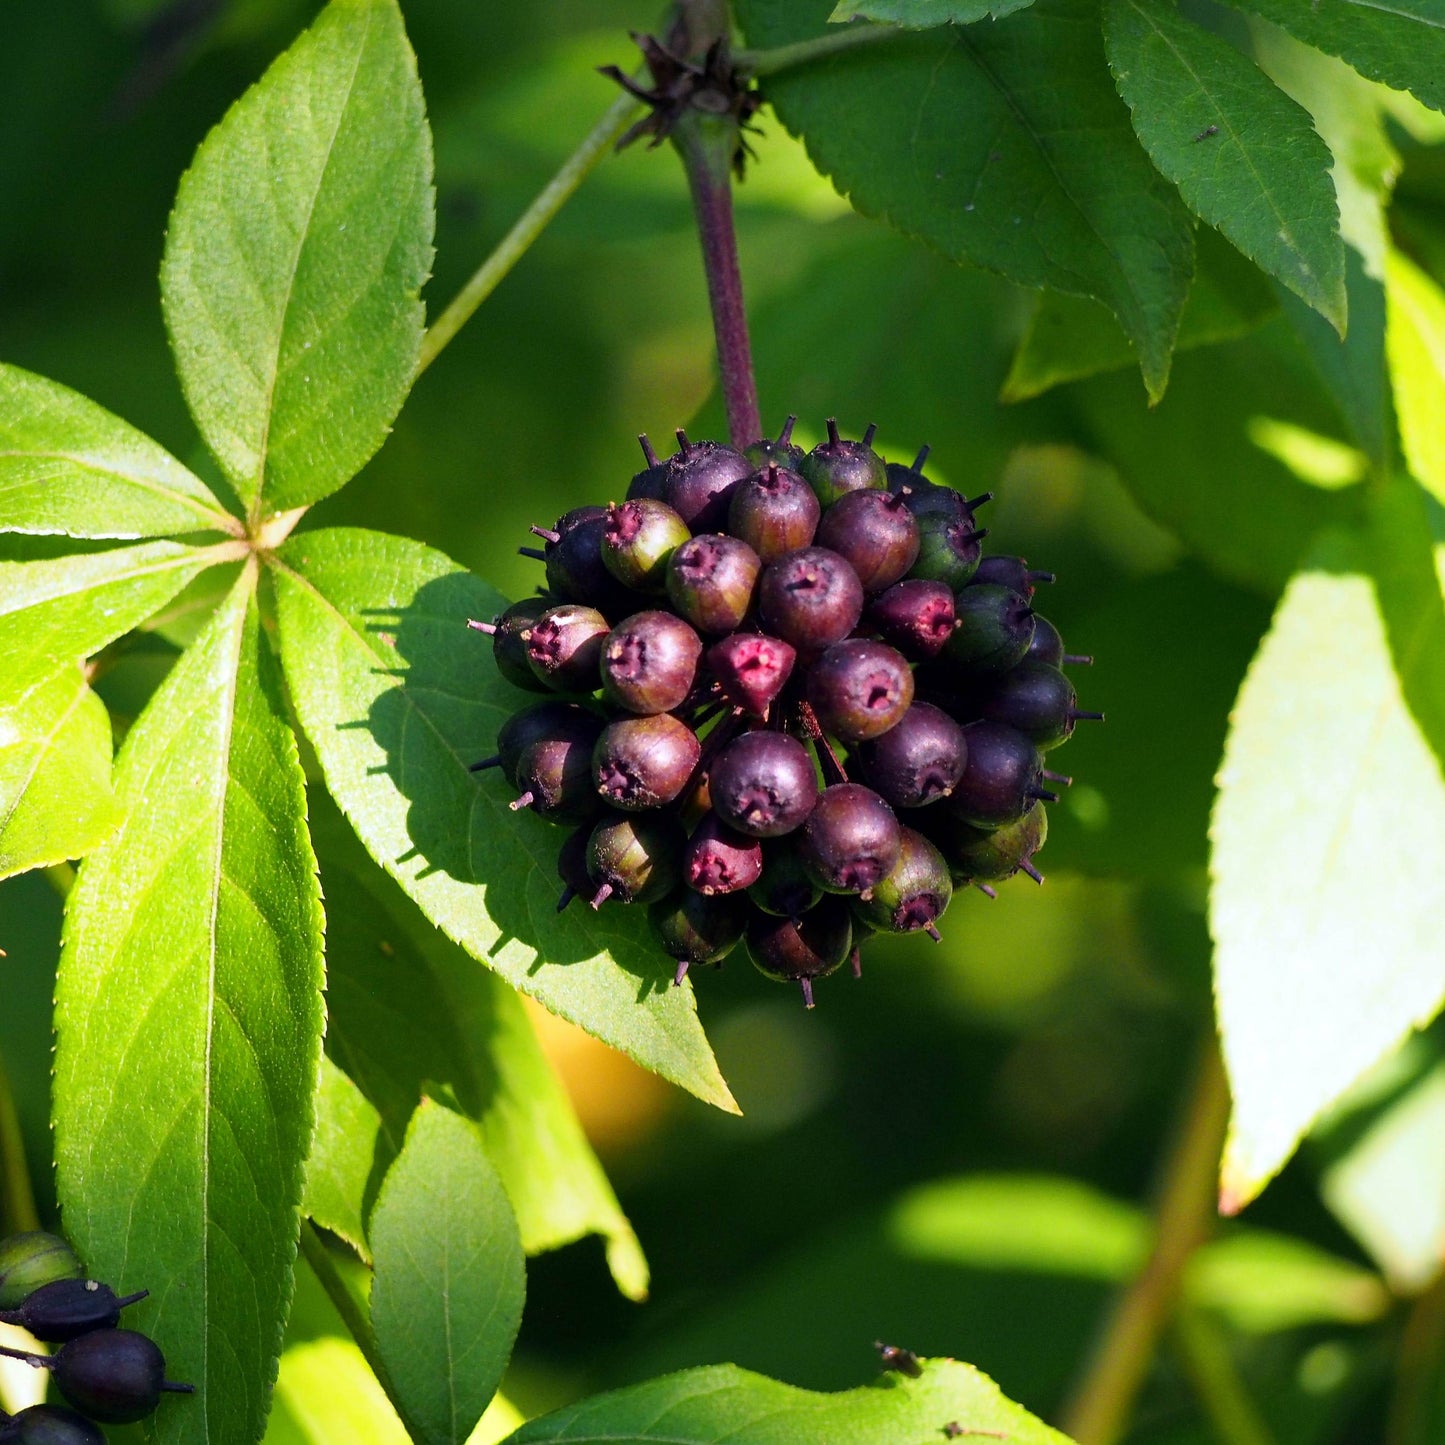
0, 363, 240, 539
1222, 0, 1445, 115
1211, 483, 1445, 1211
0, 538, 236, 690
312, 800, 648, 1297
501, 1360, 1072, 1445
1002, 227, 1278, 402
1385, 247, 1445, 509
826, 1, 1035, 23
735, 0, 1195, 398
370, 1100, 525, 1445
270, 1337, 410, 1445
302, 1057, 380, 1264
1102, 0, 1344, 331
53, 567, 326, 1445
0, 663, 120, 880
269, 527, 735, 1113
160, 0, 433, 519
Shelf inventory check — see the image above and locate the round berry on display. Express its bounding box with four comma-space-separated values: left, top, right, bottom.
0, 1235, 82, 1312
524, 605, 610, 692
757, 547, 864, 653
489, 702, 599, 787
663, 435, 753, 531
1027, 615, 1065, 667
684, 812, 764, 894
935, 802, 1048, 884
746, 897, 853, 1007
0, 1406, 106, 1445
649, 888, 749, 970
473, 598, 550, 693
947, 722, 1046, 829
867, 580, 956, 661
706, 633, 796, 718
815, 490, 920, 593
907, 506, 986, 590
586, 812, 684, 906
944, 584, 1035, 673
798, 783, 903, 897
799, 419, 886, 506
806, 640, 915, 743
666, 534, 761, 634
742, 416, 805, 474
851, 827, 953, 937
885, 444, 934, 494
554, 824, 595, 911
600, 611, 702, 715
975, 661, 1081, 749
1, 1279, 143, 1344
601, 499, 691, 592
51, 1330, 177, 1425
626, 434, 670, 501
728, 464, 821, 561
710, 731, 819, 838
856, 701, 967, 808
971, 555, 1054, 597
593, 714, 701, 811
512, 719, 605, 824
531, 506, 636, 618
747, 839, 825, 917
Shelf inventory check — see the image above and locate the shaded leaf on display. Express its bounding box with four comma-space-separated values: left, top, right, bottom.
1385, 247, 1445, 509
53, 568, 326, 1445
0, 363, 240, 539
161, 0, 433, 518
0, 664, 120, 880
501, 1360, 1071, 1445
736, 0, 1195, 398
269, 527, 734, 1113
1103, 0, 1344, 329
827, 1, 1035, 23
302, 1057, 379, 1263
313, 798, 647, 1297
1222, 0, 1445, 115
370, 1100, 525, 1445
1211, 483, 1445, 1210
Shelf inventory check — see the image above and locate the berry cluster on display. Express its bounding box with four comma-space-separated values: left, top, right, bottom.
0, 1232, 192, 1443
472, 419, 1099, 1007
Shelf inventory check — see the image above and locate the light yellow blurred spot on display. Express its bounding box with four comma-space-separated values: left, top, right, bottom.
1246, 416, 1367, 490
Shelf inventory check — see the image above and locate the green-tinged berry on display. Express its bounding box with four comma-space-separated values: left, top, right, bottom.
586, 812, 685, 906
602, 498, 691, 592
0, 1234, 82, 1311
945, 584, 1035, 673
650, 888, 749, 981
799, 419, 886, 505
851, 827, 953, 937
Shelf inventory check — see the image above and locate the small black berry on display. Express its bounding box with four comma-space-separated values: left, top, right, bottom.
1027, 614, 1065, 667
756, 547, 864, 653
626, 434, 670, 500
666, 534, 761, 634
600, 611, 703, 714
531, 506, 636, 618
511, 719, 605, 825
649, 888, 749, 977
747, 839, 824, 916
746, 897, 853, 1007
486, 701, 600, 787
798, 783, 903, 897
935, 802, 1048, 884
742, 415, 805, 474
971, 555, 1054, 597
469, 598, 550, 693
946, 722, 1047, 829
851, 827, 953, 937
50, 1329, 190, 1425
1, 1279, 147, 1344
975, 660, 1082, 750
806, 639, 915, 743
0, 1406, 105, 1445
593, 713, 701, 810
663, 433, 752, 531
709, 731, 819, 838
856, 701, 967, 808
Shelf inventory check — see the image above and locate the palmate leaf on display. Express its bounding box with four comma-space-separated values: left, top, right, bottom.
501, 1361, 1071, 1445
1211, 479, 1445, 1210
0, 664, 120, 880
53, 566, 326, 1445
0, 363, 241, 539
369, 1101, 525, 1445
269, 527, 734, 1112
826, 1, 1036, 23
736, 0, 1195, 398
1102, 0, 1345, 332
160, 0, 433, 521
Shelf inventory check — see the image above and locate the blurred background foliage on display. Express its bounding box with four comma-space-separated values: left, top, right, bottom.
3, 2, 1445, 1442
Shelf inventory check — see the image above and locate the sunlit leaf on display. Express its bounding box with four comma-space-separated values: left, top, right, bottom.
1385, 248, 1445, 509
302, 1057, 380, 1263
269, 1336, 409, 1445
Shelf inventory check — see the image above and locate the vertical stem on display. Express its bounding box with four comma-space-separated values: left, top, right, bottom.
1172, 1308, 1278, 1445
0, 1054, 39, 1235
1388, 1268, 1445, 1445
1057, 1037, 1231, 1445
298, 1223, 390, 1395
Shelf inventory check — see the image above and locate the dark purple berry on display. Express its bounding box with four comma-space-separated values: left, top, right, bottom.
649, 888, 749, 974
806, 640, 915, 743
815, 490, 920, 593
601, 499, 691, 592
710, 731, 819, 838
747, 839, 824, 916
746, 897, 853, 1007
600, 611, 702, 714
1027, 615, 1065, 667
0, 1405, 106, 1445
50, 1329, 189, 1424
532, 506, 636, 617
0, 1236, 82, 1311
885, 444, 934, 494
935, 802, 1048, 884
663, 433, 752, 531
856, 701, 967, 809
524, 604, 610, 692
799, 419, 886, 506
555, 825, 594, 910
626, 434, 670, 500
685, 812, 764, 894
469, 598, 550, 693
666, 534, 761, 634
488, 702, 599, 787
586, 812, 684, 906
757, 547, 864, 653
944, 584, 1035, 673
706, 633, 796, 718
976, 661, 1086, 750
907, 505, 986, 589
593, 713, 701, 810
851, 827, 952, 937
742, 415, 805, 474
1, 1279, 147, 1343
512, 716, 605, 824
867, 580, 956, 661
947, 722, 1047, 829
971, 555, 1054, 597
727, 464, 821, 561
798, 783, 903, 897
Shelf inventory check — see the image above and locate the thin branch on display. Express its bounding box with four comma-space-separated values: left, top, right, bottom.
1057, 1038, 1231, 1445
0, 1054, 39, 1235
297, 1223, 392, 1402
1388, 1267, 1445, 1445
734, 24, 898, 78
415, 89, 644, 377
1172, 1308, 1278, 1445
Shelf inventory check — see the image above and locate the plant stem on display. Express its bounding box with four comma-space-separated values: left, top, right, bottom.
415, 89, 644, 377
734, 24, 897, 78
1057, 1038, 1231, 1445
298, 1222, 389, 1391
1387, 1267, 1445, 1445
1172, 1308, 1279, 1445
0, 1054, 39, 1235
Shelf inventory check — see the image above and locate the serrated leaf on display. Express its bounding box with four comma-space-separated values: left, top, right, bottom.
827, 1, 1035, 23
269, 527, 735, 1113
370, 1100, 525, 1445
736, 0, 1195, 398
501, 1360, 1071, 1445
1385, 248, 1445, 509
1222, 0, 1445, 115
0, 363, 240, 539
1211, 484, 1445, 1211
161, 0, 433, 520
1003, 227, 1278, 402
302, 1057, 379, 1263
1103, 0, 1344, 331
0, 538, 236, 690
53, 567, 326, 1445
312, 800, 647, 1297
0, 663, 120, 880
